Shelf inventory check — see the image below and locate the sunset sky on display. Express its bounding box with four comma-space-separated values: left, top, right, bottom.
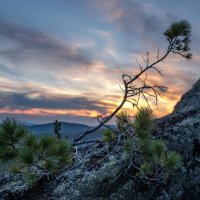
0, 0, 200, 125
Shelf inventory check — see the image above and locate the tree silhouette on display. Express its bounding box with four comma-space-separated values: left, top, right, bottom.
54, 120, 61, 140
74, 20, 192, 142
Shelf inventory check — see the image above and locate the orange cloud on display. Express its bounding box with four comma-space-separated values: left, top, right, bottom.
0, 108, 100, 118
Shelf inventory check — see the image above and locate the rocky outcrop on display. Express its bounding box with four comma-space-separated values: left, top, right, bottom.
34, 107, 200, 200
1, 79, 200, 200
173, 78, 200, 113
0, 173, 27, 200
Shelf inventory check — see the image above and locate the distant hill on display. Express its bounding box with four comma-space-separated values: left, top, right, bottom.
22, 121, 37, 126
0, 120, 36, 127
26, 122, 109, 141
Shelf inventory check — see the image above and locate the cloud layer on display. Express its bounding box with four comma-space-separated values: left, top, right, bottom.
0, 21, 94, 70
0, 0, 199, 124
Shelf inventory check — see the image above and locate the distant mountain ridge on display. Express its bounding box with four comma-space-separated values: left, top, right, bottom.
22, 121, 37, 126
0, 119, 115, 141
26, 122, 108, 140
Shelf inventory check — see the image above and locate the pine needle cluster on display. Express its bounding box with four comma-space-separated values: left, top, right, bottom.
102, 129, 116, 143
0, 118, 72, 185
164, 20, 192, 59
102, 108, 182, 184
0, 118, 28, 161
116, 111, 131, 133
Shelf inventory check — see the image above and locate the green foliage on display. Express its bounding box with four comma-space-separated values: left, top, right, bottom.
0, 117, 72, 185
164, 20, 192, 59
25, 172, 39, 186
140, 162, 153, 175
116, 111, 131, 133
54, 120, 61, 140
51, 140, 71, 156
19, 135, 72, 181
102, 129, 116, 143
134, 107, 154, 140
0, 118, 28, 161
44, 159, 57, 172
23, 134, 38, 152
150, 139, 166, 163
48, 140, 72, 167
97, 20, 189, 187
0, 118, 28, 141
124, 138, 134, 154
103, 107, 182, 184
0, 146, 17, 161
10, 165, 21, 174
164, 151, 182, 172
138, 138, 152, 160
39, 135, 55, 152
18, 147, 34, 166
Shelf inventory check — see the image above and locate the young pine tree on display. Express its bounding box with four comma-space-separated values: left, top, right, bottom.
0, 118, 72, 186
105, 108, 183, 184
54, 120, 62, 140
0, 118, 28, 161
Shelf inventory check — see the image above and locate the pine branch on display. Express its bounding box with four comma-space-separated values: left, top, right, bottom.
74, 20, 192, 142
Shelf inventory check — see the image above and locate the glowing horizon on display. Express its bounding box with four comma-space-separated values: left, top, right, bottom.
0, 0, 199, 125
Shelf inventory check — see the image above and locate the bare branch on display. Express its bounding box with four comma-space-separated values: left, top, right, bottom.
142, 56, 148, 66
157, 49, 159, 60
74, 20, 192, 142
151, 67, 165, 77
136, 58, 143, 72
147, 51, 149, 64
142, 93, 152, 110
73, 139, 102, 146
119, 84, 125, 92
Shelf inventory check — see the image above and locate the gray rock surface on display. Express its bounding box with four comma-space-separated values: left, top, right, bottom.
173, 78, 200, 113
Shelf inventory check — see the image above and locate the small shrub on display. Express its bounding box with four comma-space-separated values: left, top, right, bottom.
0, 118, 72, 185
163, 151, 182, 172
102, 129, 116, 143
0, 118, 28, 161
102, 108, 182, 185
116, 111, 131, 133
124, 138, 134, 154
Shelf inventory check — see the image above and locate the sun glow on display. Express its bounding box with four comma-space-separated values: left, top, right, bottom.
0, 108, 100, 118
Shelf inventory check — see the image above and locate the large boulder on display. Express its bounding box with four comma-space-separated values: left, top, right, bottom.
173, 78, 200, 113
